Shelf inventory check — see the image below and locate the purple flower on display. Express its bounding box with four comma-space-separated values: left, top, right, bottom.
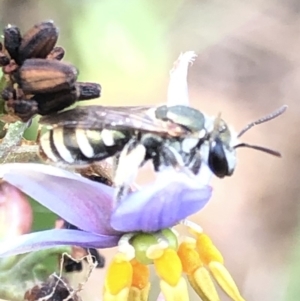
0, 50, 213, 258
0, 52, 247, 301
0, 163, 212, 257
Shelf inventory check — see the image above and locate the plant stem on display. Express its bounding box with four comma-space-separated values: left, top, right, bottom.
0, 246, 72, 301
0, 121, 29, 162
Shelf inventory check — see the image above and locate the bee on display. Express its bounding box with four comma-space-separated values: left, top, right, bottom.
38, 104, 287, 200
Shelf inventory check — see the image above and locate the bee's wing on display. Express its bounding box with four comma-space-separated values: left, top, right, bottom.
40, 105, 186, 137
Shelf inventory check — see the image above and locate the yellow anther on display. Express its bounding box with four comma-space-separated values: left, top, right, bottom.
160, 277, 189, 301
195, 233, 224, 265
191, 266, 220, 301
131, 259, 150, 290
178, 239, 221, 301
177, 240, 202, 274
187, 275, 212, 301
209, 262, 246, 301
153, 248, 182, 287
104, 253, 133, 295
103, 288, 129, 301
128, 284, 151, 301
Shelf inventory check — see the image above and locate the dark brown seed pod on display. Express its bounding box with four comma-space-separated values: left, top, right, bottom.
4, 25, 22, 63
33, 89, 77, 115
24, 274, 81, 301
15, 58, 78, 94
1, 87, 15, 101
5, 99, 39, 122
47, 46, 65, 61
0, 53, 10, 66
18, 21, 59, 63
75, 82, 101, 100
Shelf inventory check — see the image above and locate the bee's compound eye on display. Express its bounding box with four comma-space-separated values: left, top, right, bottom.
208, 137, 229, 178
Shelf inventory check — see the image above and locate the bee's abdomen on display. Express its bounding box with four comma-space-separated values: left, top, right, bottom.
39, 127, 130, 165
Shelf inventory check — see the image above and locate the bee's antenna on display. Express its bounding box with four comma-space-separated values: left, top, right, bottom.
234, 143, 281, 157
237, 105, 288, 138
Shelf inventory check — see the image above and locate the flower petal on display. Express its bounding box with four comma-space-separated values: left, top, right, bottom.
0, 182, 33, 239
0, 163, 119, 236
0, 229, 120, 257
167, 51, 197, 106
0, 163, 84, 180
196, 162, 213, 185
111, 170, 212, 232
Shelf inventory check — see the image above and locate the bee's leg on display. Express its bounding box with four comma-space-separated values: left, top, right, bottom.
113, 138, 146, 202
187, 150, 201, 175
159, 144, 185, 169
111, 154, 119, 180
158, 144, 197, 178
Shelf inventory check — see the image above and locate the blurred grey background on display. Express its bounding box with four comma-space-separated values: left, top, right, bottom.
1, 0, 299, 300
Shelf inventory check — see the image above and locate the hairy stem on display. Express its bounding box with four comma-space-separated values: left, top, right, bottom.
0, 246, 72, 301
0, 121, 32, 162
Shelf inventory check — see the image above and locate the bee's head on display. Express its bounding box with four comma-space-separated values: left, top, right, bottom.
203, 115, 236, 178
204, 105, 287, 178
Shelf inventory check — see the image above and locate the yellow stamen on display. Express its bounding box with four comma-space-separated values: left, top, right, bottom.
160, 277, 189, 301
178, 240, 220, 301
209, 261, 246, 301
196, 233, 224, 265
128, 284, 151, 301
187, 275, 212, 301
186, 224, 244, 301
103, 288, 129, 301
104, 253, 133, 295
192, 267, 220, 301
153, 248, 182, 286
177, 239, 202, 274
131, 259, 150, 290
